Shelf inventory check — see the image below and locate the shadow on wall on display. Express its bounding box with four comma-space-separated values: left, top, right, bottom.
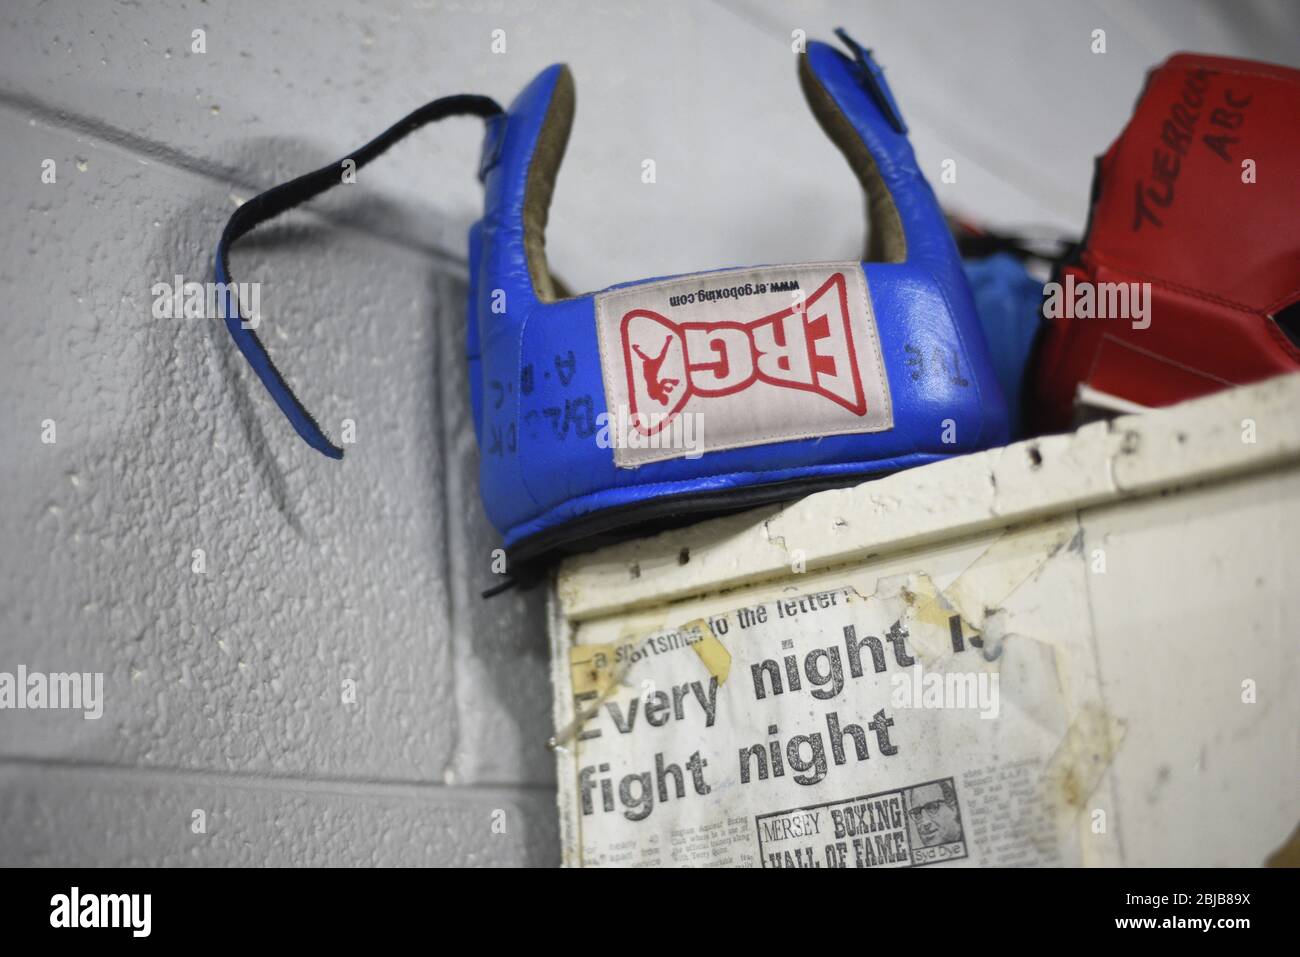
424, 262, 559, 811
136, 134, 556, 862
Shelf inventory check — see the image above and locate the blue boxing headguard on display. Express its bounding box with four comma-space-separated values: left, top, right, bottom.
216, 30, 1009, 570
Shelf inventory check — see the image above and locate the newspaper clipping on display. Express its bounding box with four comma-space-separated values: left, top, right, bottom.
556, 574, 1073, 867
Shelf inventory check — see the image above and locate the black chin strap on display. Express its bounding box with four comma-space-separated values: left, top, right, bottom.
215, 94, 504, 458
950, 220, 1079, 268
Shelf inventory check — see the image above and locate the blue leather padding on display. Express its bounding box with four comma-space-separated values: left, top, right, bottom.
464, 219, 485, 448
504, 451, 951, 547
467, 42, 1009, 548
470, 64, 568, 535
802, 40, 1007, 450
963, 253, 1045, 439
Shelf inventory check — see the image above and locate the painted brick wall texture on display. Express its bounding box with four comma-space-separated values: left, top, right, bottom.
0, 1, 1295, 866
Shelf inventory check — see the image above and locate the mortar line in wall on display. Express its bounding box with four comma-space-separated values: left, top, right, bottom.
433, 272, 464, 783
0, 87, 471, 274
0, 754, 554, 801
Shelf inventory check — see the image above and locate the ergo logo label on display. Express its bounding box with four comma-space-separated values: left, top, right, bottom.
619, 272, 868, 435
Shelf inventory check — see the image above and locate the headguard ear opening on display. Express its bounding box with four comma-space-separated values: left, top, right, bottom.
523, 65, 577, 302
797, 51, 907, 265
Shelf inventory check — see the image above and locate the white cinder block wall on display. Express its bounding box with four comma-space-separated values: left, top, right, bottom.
0, 0, 1295, 866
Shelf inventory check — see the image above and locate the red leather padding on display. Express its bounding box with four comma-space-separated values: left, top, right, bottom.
1034, 53, 1300, 430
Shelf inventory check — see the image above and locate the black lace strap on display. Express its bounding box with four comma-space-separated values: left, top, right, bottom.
214, 94, 503, 458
